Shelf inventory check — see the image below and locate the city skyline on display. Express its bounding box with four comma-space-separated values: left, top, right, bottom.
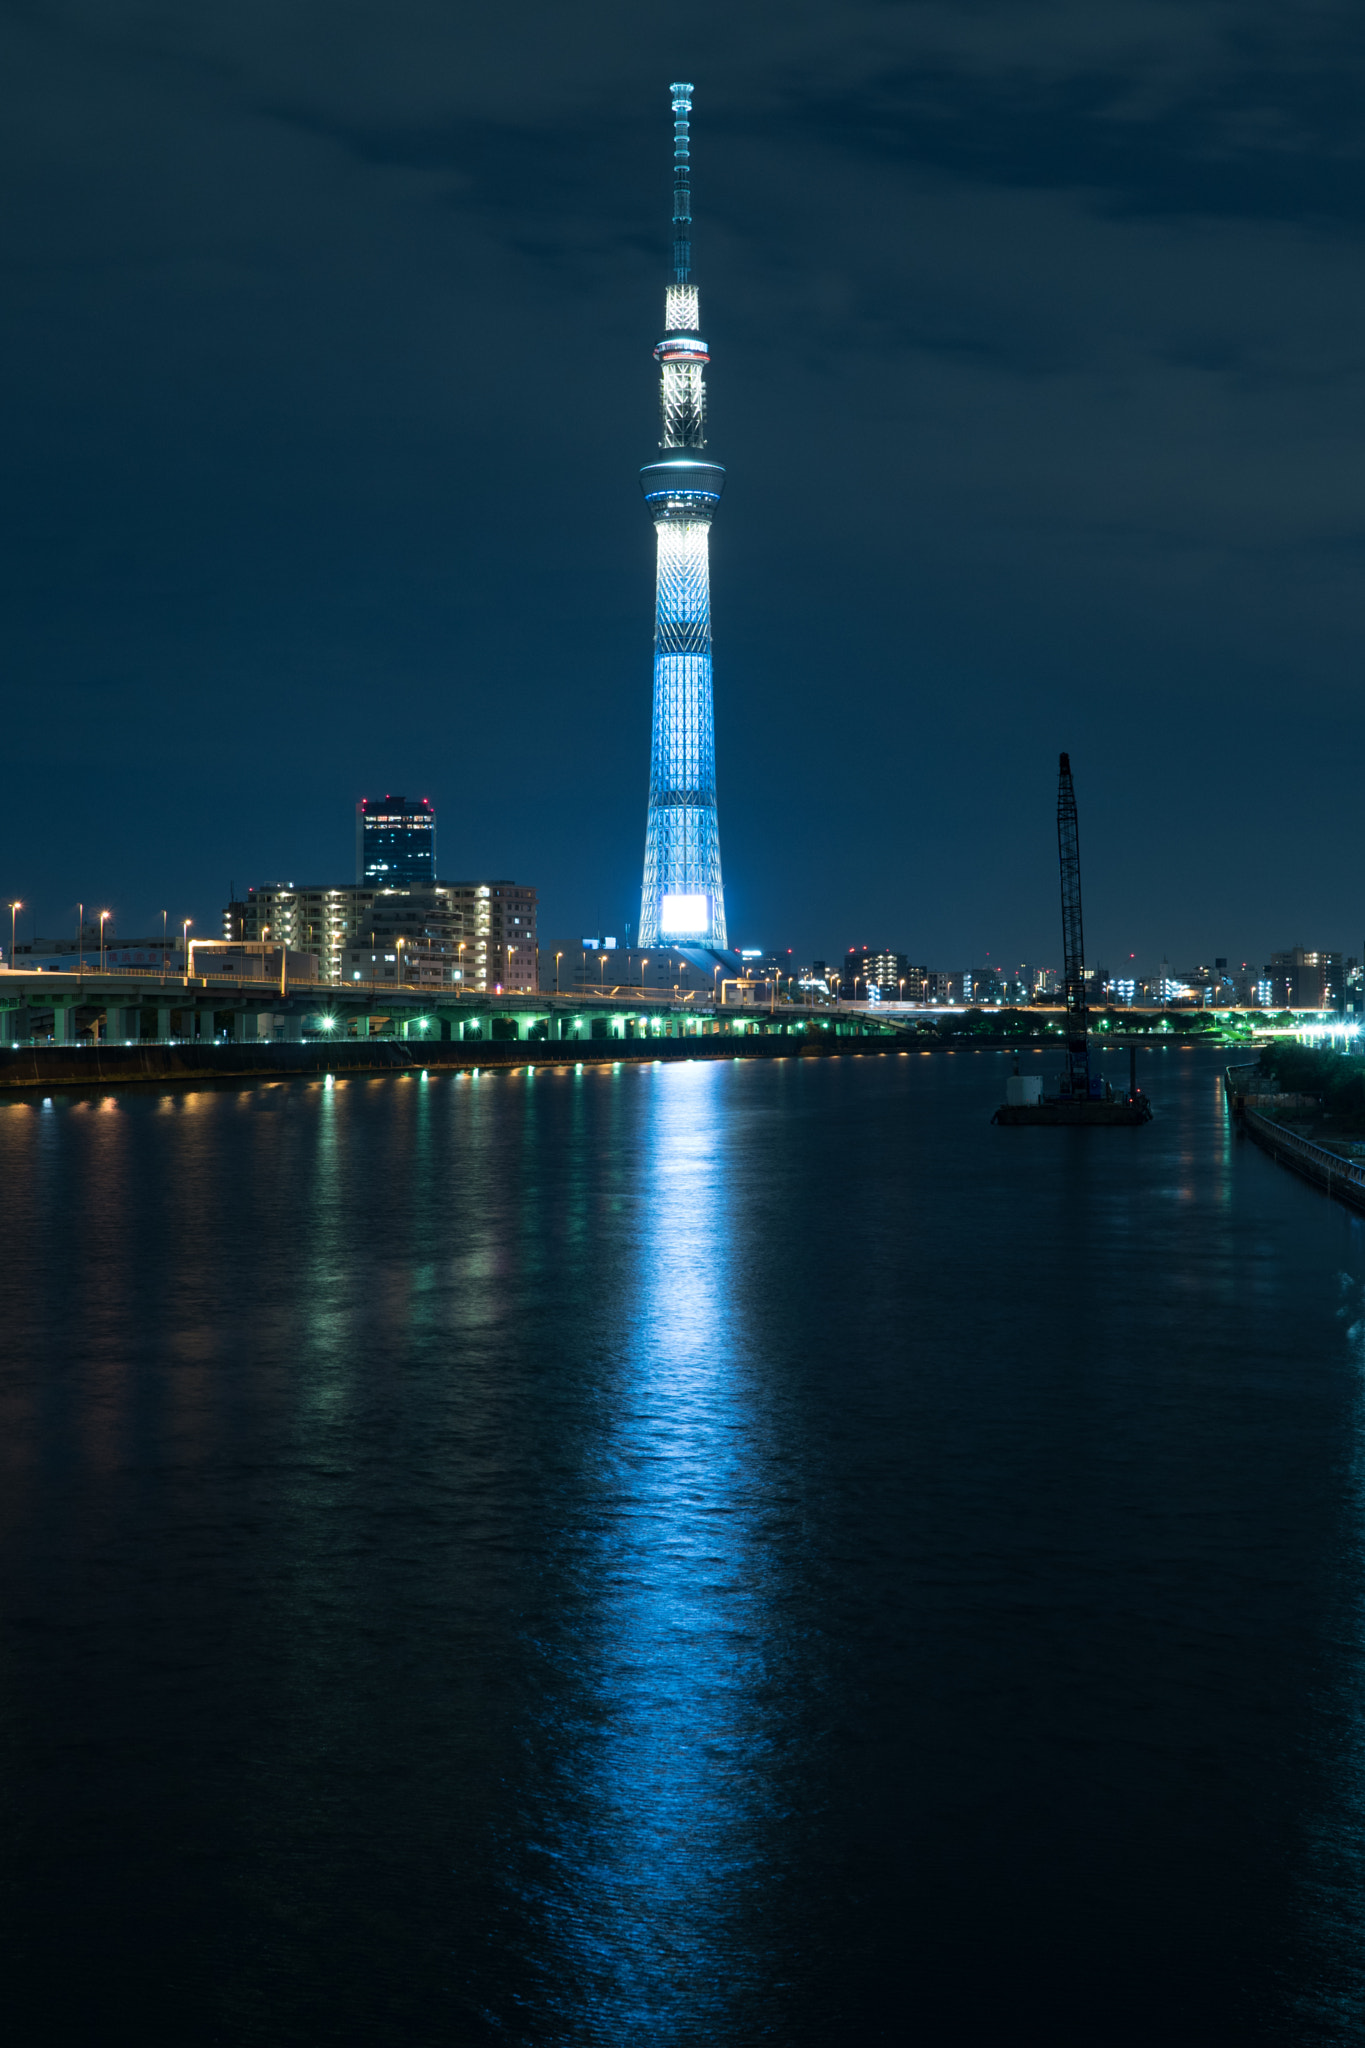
3, 8, 1365, 963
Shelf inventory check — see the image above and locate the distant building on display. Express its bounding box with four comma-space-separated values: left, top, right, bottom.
355, 796, 436, 886
191, 940, 318, 984
1265, 947, 1343, 1011
229, 881, 536, 993
13, 934, 182, 973
842, 947, 921, 999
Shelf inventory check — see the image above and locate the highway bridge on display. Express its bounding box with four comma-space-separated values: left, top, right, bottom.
0, 966, 902, 1048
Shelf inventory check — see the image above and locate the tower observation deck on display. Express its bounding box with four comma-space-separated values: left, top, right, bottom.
637, 83, 727, 949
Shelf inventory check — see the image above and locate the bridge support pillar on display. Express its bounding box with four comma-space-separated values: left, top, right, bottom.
277, 1015, 303, 1042
234, 1011, 260, 1041
156, 1007, 173, 1041
0, 1007, 20, 1044
51, 1004, 70, 1045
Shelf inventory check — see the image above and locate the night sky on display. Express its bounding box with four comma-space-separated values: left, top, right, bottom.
3, 2, 1364, 973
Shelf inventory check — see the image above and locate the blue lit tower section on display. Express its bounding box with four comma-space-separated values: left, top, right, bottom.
637, 83, 727, 949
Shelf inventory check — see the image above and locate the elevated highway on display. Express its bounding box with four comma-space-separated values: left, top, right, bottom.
0, 966, 902, 1050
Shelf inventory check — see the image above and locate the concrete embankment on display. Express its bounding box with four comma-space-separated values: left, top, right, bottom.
0, 1033, 894, 1095
1225, 1063, 1365, 1214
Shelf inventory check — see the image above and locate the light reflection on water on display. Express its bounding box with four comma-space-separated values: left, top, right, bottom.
520, 1060, 792, 2040
3, 1051, 1365, 2045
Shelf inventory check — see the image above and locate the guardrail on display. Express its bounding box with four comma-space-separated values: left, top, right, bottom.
1241, 1103, 1365, 1207
1244, 1114, 1365, 1196
0, 969, 863, 1016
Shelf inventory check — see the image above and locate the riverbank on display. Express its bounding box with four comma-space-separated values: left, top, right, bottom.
1226, 1057, 1365, 1213
0, 1031, 906, 1095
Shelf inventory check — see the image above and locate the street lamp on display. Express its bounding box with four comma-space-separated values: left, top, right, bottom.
713, 964, 722, 1004
182, 919, 192, 986
77, 902, 84, 977
7, 900, 20, 969
640, 955, 648, 997
555, 950, 562, 994
161, 909, 168, 986
99, 910, 110, 972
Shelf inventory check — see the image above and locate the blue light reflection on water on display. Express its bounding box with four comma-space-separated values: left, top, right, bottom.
513, 1060, 798, 2039
4, 1053, 1365, 2044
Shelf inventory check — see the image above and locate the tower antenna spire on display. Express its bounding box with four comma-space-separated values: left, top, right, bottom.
670, 82, 693, 282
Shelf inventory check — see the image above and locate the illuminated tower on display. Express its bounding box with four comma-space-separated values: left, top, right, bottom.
637, 83, 727, 949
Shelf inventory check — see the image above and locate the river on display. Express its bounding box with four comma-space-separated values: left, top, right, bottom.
2, 1046, 1364, 2043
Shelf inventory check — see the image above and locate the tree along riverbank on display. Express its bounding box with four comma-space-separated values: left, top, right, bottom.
911, 1006, 1263, 1048
1255, 1042, 1365, 1142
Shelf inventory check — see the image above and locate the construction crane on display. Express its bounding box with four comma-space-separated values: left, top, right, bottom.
1056, 752, 1089, 1099
994, 752, 1151, 1125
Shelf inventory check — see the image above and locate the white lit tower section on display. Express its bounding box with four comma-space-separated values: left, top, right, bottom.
637, 83, 728, 949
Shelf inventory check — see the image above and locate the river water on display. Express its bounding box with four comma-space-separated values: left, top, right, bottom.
2, 1046, 1365, 2044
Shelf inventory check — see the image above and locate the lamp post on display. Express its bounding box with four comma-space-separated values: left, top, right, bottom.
458, 939, 466, 994
640, 955, 648, 998
162, 909, 168, 986
598, 951, 607, 994
8, 900, 20, 970
99, 910, 110, 973
182, 919, 192, 986
77, 902, 84, 978
713, 964, 721, 1006
555, 950, 562, 994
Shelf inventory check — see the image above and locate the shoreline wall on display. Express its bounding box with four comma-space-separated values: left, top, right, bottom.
0, 1033, 893, 1095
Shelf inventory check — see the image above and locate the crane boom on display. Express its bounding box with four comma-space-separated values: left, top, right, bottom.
1057, 751, 1089, 1096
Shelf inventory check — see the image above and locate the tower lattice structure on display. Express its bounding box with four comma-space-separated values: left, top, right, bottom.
637, 83, 727, 949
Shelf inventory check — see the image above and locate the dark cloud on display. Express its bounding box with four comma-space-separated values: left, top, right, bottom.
2, 0, 1365, 968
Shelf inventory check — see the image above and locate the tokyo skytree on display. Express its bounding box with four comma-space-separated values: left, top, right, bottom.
637, 83, 728, 950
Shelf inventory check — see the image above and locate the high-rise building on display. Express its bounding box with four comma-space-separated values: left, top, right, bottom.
356, 796, 435, 886
229, 881, 536, 993
1265, 947, 1343, 1011
841, 947, 923, 999
637, 84, 728, 950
